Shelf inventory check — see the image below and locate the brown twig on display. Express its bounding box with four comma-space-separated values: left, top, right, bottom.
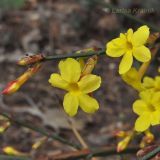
67, 118, 88, 149
51, 146, 139, 160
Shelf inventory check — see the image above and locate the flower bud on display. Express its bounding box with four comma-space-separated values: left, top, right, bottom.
2, 63, 41, 95
0, 115, 10, 133
3, 146, 28, 156
140, 130, 154, 148
32, 137, 47, 150
17, 54, 44, 66
113, 130, 127, 138
117, 135, 132, 152
147, 33, 160, 45
81, 55, 98, 77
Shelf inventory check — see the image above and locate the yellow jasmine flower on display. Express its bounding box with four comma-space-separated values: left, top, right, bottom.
49, 58, 101, 116
106, 25, 151, 74
121, 67, 143, 91
142, 76, 160, 91
133, 90, 160, 132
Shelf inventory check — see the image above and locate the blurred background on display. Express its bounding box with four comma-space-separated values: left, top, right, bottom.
0, 0, 160, 159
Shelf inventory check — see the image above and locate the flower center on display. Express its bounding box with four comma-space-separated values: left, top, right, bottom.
69, 83, 80, 92
148, 104, 156, 112
126, 42, 133, 50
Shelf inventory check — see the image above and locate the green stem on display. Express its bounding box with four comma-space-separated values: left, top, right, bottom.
0, 155, 30, 160
43, 49, 105, 61
52, 146, 139, 160
0, 113, 81, 150
140, 146, 160, 160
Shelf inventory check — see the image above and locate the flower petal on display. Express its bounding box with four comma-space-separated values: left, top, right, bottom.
133, 46, 151, 62
135, 112, 151, 132
150, 111, 160, 125
139, 90, 153, 104
79, 94, 99, 113
155, 76, 160, 89
142, 77, 155, 89
133, 100, 149, 115
106, 38, 126, 57
78, 74, 101, 94
59, 58, 81, 83
63, 93, 79, 116
126, 29, 133, 42
119, 51, 133, 74
49, 73, 69, 90
132, 25, 149, 46
151, 91, 160, 110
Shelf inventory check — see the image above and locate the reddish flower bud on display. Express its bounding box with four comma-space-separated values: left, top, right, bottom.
2, 63, 41, 95
17, 54, 44, 66
117, 135, 132, 152
113, 130, 127, 138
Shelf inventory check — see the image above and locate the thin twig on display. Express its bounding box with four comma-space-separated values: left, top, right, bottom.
43, 49, 105, 61
0, 112, 81, 150
0, 155, 31, 160
140, 146, 160, 160
51, 146, 139, 160
67, 118, 88, 149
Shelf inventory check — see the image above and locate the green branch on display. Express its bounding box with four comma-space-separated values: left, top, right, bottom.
0, 112, 81, 150
0, 155, 30, 160
140, 146, 160, 160
44, 49, 105, 61
52, 146, 139, 160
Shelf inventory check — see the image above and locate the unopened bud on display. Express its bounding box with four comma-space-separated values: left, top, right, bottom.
17, 54, 44, 66
81, 55, 98, 77
117, 136, 132, 152
2, 63, 41, 95
147, 33, 160, 45
114, 130, 127, 138
32, 137, 47, 150
140, 130, 154, 148
3, 146, 28, 156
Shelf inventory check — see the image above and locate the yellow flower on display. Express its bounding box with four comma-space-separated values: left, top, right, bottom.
142, 76, 160, 91
121, 67, 143, 91
133, 90, 160, 132
49, 58, 101, 116
106, 25, 151, 74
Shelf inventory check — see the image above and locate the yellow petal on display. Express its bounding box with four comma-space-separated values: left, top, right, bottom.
59, 58, 81, 83
120, 33, 127, 40
139, 90, 153, 104
63, 93, 79, 116
155, 76, 160, 89
78, 74, 101, 94
126, 29, 133, 42
151, 91, 160, 109
133, 46, 151, 62
142, 77, 155, 88
106, 38, 125, 57
119, 51, 133, 74
150, 111, 160, 125
49, 73, 69, 90
79, 94, 99, 113
122, 67, 143, 91
132, 25, 149, 46
133, 100, 149, 115
135, 112, 151, 132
